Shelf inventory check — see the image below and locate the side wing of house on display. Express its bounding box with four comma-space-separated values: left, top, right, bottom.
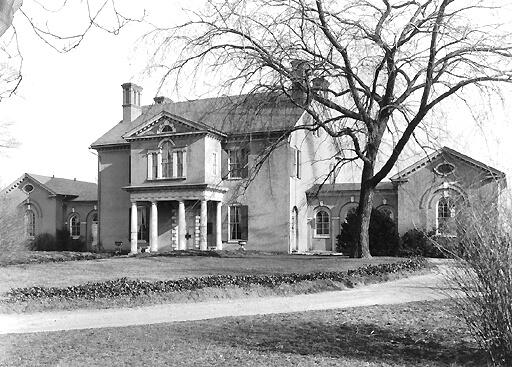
392, 148, 506, 235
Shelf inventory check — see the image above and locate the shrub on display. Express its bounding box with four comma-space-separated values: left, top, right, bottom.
30, 230, 86, 252
337, 209, 399, 256
30, 233, 58, 251
448, 201, 512, 366
398, 229, 446, 258
6, 258, 426, 302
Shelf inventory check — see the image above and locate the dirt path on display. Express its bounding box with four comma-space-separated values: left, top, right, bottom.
0, 267, 455, 335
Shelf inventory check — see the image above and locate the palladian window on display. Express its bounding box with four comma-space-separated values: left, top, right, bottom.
147, 140, 187, 180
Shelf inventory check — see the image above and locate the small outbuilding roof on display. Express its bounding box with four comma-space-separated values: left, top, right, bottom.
3, 173, 97, 201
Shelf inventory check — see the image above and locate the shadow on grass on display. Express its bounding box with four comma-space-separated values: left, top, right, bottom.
206, 319, 486, 366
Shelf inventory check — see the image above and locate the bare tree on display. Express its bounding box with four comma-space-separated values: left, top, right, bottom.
0, 0, 143, 100
144, 0, 512, 257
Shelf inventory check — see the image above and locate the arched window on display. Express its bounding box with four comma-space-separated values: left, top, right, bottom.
25, 209, 36, 237
437, 197, 456, 235
70, 214, 80, 238
161, 140, 174, 178
315, 210, 330, 236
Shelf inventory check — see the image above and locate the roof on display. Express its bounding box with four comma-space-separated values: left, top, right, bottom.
3, 173, 97, 201
91, 94, 305, 148
306, 182, 395, 195
390, 146, 506, 181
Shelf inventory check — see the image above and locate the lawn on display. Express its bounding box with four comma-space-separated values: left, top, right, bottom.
0, 299, 485, 366
0, 253, 404, 294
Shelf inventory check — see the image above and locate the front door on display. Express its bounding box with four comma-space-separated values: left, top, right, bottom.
185, 208, 199, 249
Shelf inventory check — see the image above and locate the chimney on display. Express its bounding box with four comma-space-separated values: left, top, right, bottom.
312, 77, 330, 98
122, 82, 143, 123
290, 59, 310, 104
153, 96, 173, 105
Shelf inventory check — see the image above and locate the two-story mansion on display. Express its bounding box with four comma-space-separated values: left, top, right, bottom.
92, 83, 506, 255
91, 83, 338, 254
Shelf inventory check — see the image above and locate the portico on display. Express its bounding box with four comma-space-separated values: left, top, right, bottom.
124, 184, 227, 254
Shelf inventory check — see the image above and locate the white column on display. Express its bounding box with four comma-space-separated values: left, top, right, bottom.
199, 200, 208, 251
130, 202, 138, 255
147, 153, 153, 179
150, 201, 158, 252
157, 150, 163, 179
178, 200, 186, 250
216, 201, 222, 250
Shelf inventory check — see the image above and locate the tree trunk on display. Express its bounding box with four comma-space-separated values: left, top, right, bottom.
356, 184, 375, 258
352, 160, 377, 258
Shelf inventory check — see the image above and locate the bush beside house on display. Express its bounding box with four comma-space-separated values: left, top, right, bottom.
337, 209, 399, 256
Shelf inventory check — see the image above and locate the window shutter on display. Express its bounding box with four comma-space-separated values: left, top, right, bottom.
241, 205, 249, 240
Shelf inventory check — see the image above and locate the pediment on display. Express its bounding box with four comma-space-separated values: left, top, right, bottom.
129, 115, 201, 139
390, 147, 505, 182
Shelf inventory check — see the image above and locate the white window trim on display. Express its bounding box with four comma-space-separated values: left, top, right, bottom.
314, 208, 331, 239
228, 205, 247, 242
69, 214, 81, 239
227, 148, 248, 179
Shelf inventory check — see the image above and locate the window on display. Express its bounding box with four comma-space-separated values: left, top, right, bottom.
162, 141, 174, 178
25, 209, 35, 237
176, 150, 184, 177
315, 210, 330, 236
137, 207, 149, 242
229, 205, 248, 241
437, 197, 456, 236
161, 125, 173, 133
70, 214, 80, 238
151, 152, 158, 179
156, 140, 187, 179
212, 152, 217, 176
228, 148, 248, 178
295, 149, 301, 179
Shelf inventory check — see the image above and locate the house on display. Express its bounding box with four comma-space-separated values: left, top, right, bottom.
91, 83, 506, 254
1, 173, 98, 249
91, 83, 338, 254
309, 146, 506, 244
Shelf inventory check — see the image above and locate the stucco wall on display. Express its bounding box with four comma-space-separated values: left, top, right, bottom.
98, 147, 131, 251
221, 139, 291, 252
289, 113, 339, 252
397, 153, 502, 234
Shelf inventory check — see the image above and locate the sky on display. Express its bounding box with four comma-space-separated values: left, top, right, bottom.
0, 1, 511, 187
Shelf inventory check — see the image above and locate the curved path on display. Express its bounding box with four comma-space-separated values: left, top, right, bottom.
0, 267, 456, 335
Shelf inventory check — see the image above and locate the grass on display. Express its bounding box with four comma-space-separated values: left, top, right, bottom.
0, 251, 112, 267
0, 299, 485, 366
0, 253, 405, 294
2, 262, 428, 313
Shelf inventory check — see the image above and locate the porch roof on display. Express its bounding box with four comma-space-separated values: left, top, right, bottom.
123, 183, 228, 202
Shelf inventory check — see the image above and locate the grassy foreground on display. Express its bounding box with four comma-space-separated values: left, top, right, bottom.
0, 253, 407, 293
0, 299, 484, 366
2, 259, 427, 313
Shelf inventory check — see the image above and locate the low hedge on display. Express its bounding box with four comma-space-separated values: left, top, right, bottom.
6, 258, 427, 302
